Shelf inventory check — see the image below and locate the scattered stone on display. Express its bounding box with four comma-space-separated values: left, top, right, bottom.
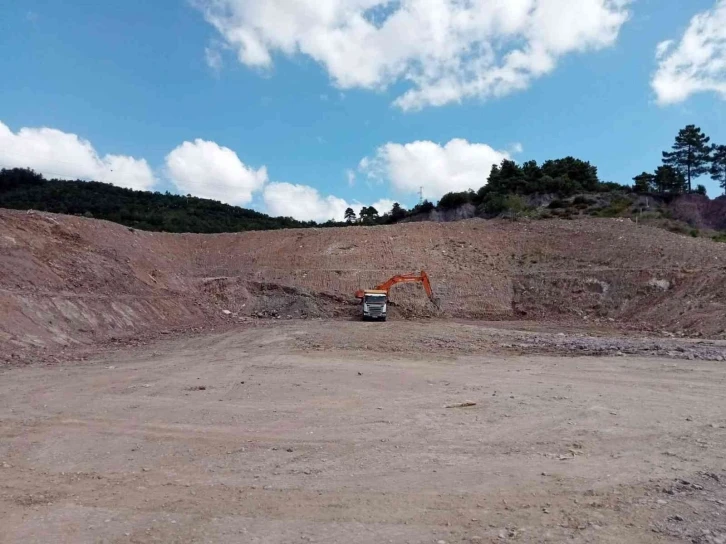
445, 402, 477, 409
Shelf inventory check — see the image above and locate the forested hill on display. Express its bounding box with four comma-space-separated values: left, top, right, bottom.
0, 168, 312, 233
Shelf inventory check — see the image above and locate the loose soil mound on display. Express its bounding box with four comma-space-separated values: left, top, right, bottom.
2, 209, 726, 348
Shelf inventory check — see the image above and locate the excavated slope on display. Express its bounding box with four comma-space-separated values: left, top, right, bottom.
2, 209, 726, 348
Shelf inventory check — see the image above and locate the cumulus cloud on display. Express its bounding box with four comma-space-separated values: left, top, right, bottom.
359, 138, 508, 200
263, 182, 396, 221
263, 182, 348, 221
0, 121, 156, 191
346, 169, 356, 187
195, 0, 631, 110
368, 199, 396, 215
165, 139, 268, 205
652, 0, 726, 105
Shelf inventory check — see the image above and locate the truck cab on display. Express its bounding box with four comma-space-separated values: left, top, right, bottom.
362, 290, 387, 321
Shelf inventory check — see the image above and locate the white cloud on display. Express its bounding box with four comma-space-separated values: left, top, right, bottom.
346, 169, 356, 187
509, 142, 524, 155
0, 121, 156, 191
359, 138, 508, 200
652, 0, 726, 105
205, 46, 224, 71
368, 199, 395, 215
195, 0, 631, 110
263, 182, 350, 221
165, 139, 268, 205
263, 182, 396, 221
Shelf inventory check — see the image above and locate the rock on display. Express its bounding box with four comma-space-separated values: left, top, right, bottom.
445, 402, 477, 408
2, 462, 11, 468
222, 310, 232, 315
286, 448, 294, 453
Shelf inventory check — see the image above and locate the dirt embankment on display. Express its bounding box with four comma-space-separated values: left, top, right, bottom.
2, 209, 726, 349
670, 194, 726, 231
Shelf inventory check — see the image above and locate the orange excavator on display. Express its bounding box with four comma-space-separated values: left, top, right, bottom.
355, 271, 439, 321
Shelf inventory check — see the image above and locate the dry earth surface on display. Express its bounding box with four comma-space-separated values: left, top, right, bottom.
2, 320, 726, 544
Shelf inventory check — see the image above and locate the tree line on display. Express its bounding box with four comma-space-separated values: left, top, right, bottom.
0, 168, 313, 233
633, 125, 726, 195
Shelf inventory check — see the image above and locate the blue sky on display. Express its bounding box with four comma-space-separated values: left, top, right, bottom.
1, 0, 725, 221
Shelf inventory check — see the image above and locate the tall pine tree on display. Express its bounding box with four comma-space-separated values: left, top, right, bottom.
632, 172, 655, 193
662, 125, 711, 193
654, 165, 686, 195
711, 144, 726, 195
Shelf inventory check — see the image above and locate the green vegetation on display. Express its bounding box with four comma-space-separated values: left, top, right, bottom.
635, 124, 726, 196
662, 125, 711, 194
0, 168, 312, 233
712, 145, 726, 194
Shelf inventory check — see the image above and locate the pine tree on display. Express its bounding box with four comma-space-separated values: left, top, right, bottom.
662, 125, 712, 193
632, 172, 655, 193
654, 165, 686, 195
711, 144, 726, 195
390, 202, 405, 221
344, 207, 356, 223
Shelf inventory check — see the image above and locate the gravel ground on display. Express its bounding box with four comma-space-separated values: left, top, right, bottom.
2, 320, 726, 543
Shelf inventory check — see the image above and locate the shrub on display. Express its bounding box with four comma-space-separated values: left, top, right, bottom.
438, 190, 474, 210
595, 197, 632, 218
573, 196, 595, 206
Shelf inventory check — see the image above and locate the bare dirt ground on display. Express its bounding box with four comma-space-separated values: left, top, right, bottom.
2, 320, 726, 544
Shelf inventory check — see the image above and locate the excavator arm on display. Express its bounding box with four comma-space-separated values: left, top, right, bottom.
355, 271, 439, 307
374, 271, 435, 299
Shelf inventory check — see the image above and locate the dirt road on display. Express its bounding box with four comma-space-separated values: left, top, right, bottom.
2, 321, 726, 543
